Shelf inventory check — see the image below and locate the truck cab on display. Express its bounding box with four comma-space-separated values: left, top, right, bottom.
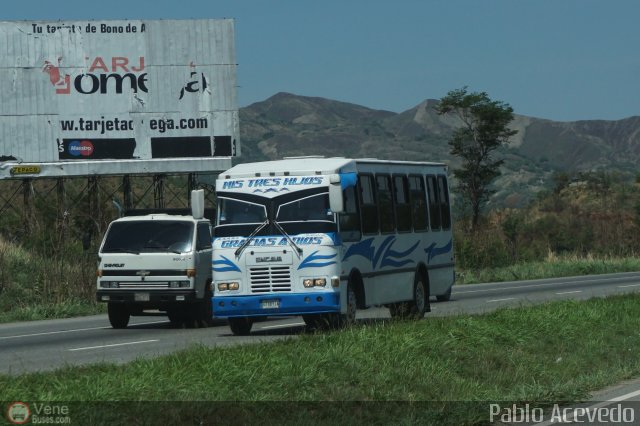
96, 191, 214, 328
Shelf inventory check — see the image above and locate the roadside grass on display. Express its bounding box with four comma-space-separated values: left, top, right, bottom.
0, 236, 104, 323
457, 254, 640, 284
0, 298, 105, 323
2, 295, 640, 425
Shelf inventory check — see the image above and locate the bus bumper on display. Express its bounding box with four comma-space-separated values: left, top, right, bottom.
212, 292, 340, 318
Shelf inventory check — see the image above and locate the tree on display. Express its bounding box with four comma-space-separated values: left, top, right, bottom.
434, 87, 517, 230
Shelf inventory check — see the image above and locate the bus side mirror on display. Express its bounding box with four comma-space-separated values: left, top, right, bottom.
329, 174, 344, 213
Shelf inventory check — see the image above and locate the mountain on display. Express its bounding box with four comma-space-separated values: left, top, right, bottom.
238, 92, 640, 208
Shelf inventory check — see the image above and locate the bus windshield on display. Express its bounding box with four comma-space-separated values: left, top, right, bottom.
218, 198, 267, 225
215, 191, 337, 238
276, 193, 332, 223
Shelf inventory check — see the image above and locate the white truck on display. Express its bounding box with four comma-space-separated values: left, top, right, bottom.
96, 190, 214, 328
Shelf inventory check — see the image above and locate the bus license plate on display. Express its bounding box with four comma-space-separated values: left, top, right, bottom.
135, 293, 150, 302
261, 299, 280, 309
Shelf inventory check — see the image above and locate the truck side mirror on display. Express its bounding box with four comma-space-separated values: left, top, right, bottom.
329, 174, 344, 213
191, 189, 205, 219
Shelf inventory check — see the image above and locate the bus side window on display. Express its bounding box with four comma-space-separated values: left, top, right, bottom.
359, 174, 378, 234
409, 175, 428, 231
393, 175, 411, 232
340, 185, 362, 241
426, 175, 441, 230
437, 175, 451, 230
376, 174, 395, 234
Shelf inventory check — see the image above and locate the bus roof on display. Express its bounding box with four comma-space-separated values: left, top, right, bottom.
219, 157, 447, 179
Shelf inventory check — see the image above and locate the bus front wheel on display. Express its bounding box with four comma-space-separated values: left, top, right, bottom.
328, 284, 357, 328
229, 317, 254, 336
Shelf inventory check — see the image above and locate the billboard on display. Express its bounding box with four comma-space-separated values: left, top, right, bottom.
0, 19, 238, 179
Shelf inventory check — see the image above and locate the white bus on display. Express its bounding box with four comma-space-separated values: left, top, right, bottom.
212, 157, 454, 335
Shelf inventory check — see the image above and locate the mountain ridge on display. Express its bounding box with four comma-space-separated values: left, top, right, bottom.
238, 92, 640, 207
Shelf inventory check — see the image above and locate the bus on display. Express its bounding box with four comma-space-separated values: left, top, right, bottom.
211, 157, 454, 335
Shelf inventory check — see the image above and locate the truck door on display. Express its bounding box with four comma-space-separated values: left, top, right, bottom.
195, 222, 213, 298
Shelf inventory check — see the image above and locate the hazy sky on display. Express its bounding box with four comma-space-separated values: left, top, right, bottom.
4, 0, 639, 121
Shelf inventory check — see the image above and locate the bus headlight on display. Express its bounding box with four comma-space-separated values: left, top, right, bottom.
303, 278, 327, 288
314, 278, 327, 287
217, 282, 239, 291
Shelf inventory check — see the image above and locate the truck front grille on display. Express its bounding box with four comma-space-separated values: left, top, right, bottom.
119, 282, 169, 289
249, 266, 292, 293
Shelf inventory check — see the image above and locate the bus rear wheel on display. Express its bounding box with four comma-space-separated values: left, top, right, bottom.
229, 317, 254, 336
389, 274, 428, 320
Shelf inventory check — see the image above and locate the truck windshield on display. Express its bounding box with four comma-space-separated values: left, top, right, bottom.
101, 221, 195, 254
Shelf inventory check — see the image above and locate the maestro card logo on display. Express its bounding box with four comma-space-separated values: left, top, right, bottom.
67, 140, 95, 157
6, 401, 31, 424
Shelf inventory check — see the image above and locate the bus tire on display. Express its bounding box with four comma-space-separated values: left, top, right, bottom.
229, 317, 254, 336
436, 286, 452, 302
389, 273, 428, 320
410, 273, 429, 319
329, 283, 357, 328
107, 303, 130, 329
302, 314, 323, 330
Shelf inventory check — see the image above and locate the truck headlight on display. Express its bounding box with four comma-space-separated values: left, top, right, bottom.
100, 281, 119, 288
169, 281, 190, 288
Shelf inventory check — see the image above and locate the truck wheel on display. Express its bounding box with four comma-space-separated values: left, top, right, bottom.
436, 286, 452, 302
108, 303, 130, 329
197, 287, 214, 327
228, 317, 253, 336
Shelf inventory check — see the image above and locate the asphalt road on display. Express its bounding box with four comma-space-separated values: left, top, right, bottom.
2, 271, 640, 375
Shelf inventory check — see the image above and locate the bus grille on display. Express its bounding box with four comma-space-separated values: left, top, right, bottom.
249, 266, 292, 293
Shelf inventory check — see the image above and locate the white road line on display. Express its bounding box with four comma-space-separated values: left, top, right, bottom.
487, 297, 516, 303
68, 339, 159, 352
533, 388, 640, 426
456, 276, 640, 295
257, 322, 305, 330
555, 290, 582, 295
0, 320, 168, 340
618, 283, 640, 288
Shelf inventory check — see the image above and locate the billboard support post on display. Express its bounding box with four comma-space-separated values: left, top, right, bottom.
153, 175, 165, 209
22, 180, 34, 236
56, 178, 67, 242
